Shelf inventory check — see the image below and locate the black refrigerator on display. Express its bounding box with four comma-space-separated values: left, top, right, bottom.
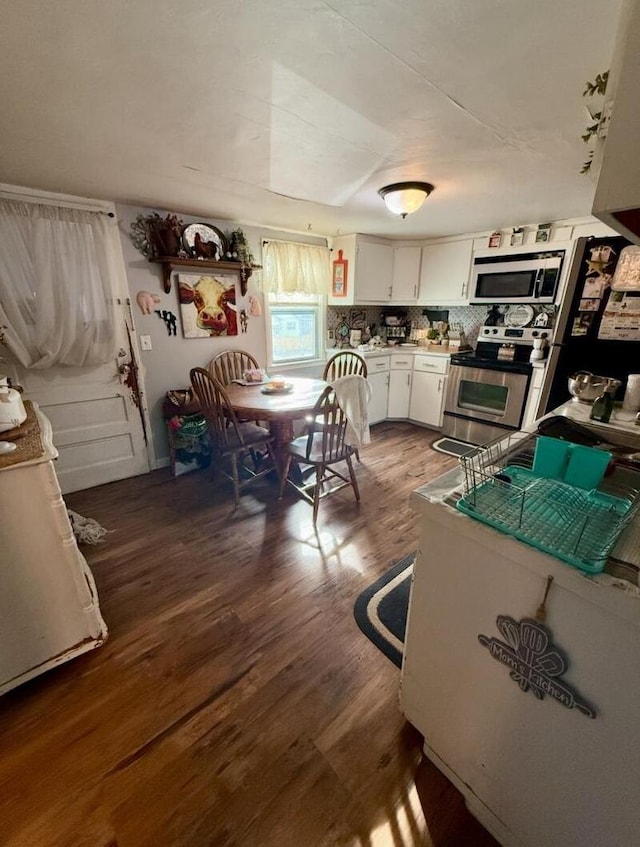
543, 234, 640, 413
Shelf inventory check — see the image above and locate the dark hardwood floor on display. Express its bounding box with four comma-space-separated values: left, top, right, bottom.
0, 422, 498, 847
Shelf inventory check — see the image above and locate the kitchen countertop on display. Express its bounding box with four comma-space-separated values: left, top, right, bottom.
326, 344, 470, 358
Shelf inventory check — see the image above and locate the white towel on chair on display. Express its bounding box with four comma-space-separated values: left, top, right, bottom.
330, 375, 373, 448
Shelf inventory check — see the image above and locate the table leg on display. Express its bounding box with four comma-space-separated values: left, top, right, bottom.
268, 419, 304, 485
268, 419, 293, 477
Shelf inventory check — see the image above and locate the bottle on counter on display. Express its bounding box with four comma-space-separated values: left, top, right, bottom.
590, 386, 615, 424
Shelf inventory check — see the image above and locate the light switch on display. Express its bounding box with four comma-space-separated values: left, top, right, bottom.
140, 335, 152, 351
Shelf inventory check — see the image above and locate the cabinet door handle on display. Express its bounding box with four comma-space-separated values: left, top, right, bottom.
460, 280, 467, 297
437, 378, 443, 392
413, 284, 417, 299
407, 373, 411, 386
388, 285, 393, 298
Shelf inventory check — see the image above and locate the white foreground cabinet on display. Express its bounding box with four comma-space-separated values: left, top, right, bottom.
0, 407, 107, 696
419, 239, 473, 304
402, 462, 640, 847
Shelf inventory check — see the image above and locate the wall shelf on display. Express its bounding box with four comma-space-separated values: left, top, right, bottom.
149, 257, 261, 295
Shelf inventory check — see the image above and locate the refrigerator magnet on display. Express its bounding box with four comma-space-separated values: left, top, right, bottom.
510, 227, 524, 246
579, 298, 601, 312
535, 223, 552, 243
582, 277, 606, 299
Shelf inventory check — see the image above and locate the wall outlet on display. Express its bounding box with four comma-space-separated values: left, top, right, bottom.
140, 335, 152, 351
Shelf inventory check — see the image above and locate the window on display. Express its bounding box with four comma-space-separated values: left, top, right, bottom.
267, 292, 324, 366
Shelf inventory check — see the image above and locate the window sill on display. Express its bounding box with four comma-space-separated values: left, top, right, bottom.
268, 359, 325, 373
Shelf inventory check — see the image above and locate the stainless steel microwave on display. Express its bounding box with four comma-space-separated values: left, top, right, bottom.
470, 249, 565, 304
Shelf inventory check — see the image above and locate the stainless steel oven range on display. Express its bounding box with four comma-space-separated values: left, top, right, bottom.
442, 326, 548, 444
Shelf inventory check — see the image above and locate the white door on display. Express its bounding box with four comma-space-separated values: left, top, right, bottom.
9, 300, 150, 494
409, 371, 446, 428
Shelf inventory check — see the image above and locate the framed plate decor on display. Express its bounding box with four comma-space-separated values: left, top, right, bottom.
505, 304, 535, 328
182, 223, 227, 261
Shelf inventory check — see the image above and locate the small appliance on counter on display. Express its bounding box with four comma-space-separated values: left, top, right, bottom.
382, 313, 409, 344
567, 371, 622, 404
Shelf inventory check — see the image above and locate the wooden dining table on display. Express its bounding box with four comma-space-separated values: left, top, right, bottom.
223, 376, 327, 476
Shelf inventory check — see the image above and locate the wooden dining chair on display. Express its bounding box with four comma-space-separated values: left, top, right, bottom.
323, 351, 368, 381
323, 351, 368, 461
209, 350, 260, 385
279, 385, 360, 525
190, 367, 278, 506
209, 349, 263, 424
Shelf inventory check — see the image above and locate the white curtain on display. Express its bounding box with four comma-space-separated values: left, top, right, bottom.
262, 239, 330, 295
0, 199, 121, 368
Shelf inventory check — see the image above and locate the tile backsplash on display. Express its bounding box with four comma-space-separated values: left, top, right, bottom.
327, 304, 488, 345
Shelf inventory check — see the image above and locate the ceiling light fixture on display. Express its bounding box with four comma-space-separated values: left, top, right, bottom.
378, 181, 435, 219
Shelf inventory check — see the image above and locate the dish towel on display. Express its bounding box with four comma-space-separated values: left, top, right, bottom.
331, 375, 373, 448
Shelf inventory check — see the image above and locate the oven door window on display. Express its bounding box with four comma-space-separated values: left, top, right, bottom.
475, 270, 536, 299
458, 380, 509, 416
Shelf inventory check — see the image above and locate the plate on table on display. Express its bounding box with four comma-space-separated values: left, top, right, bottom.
505, 304, 535, 328
261, 383, 294, 394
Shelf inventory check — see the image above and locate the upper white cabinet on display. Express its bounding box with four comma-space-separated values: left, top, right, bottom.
391, 246, 422, 302
418, 239, 473, 304
328, 235, 393, 305
357, 241, 394, 302
593, 0, 640, 245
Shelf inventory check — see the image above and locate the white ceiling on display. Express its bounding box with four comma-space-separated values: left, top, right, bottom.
0, 0, 623, 238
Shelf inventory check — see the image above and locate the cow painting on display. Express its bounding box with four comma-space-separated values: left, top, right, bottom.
177, 273, 238, 338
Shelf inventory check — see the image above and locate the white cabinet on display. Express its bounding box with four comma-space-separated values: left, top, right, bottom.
328, 235, 394, 305
409, 369, 446, 428
368, 373, 390, 424
388, 353, 413, 418
412, 353, 449, 429
367, 356, 391, 424
391, 246, 421, 302
418, 239, 473, 304
0, 408, 107, 696
593, 0, 640, 244
356, 241, 394, 302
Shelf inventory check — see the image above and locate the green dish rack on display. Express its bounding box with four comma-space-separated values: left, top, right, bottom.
457, 433, 640, 573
